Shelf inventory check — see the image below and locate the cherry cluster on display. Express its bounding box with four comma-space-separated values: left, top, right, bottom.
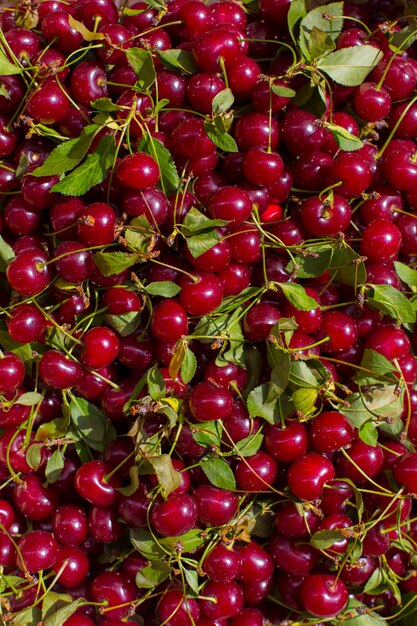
2, 0, 417, 624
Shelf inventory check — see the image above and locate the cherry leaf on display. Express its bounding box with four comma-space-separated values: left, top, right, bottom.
201, 457, 236, 491
204, 121, 238, 152
131, 528, 164, 559
45, 449, 65, 483
341, 598, 386, 625
147, 366, 166, 401
160, 529, 204, 553
394, 260, 417, 287
324, 122, 363, 151
367, 283, 416, 324
180, 346, 197, 384
148, 454, 183, 497
287, 0, 307, 43
137, 135, 179, 195
31, 125, 100, 177
0, 234, 16, 272
358, 421, 379, 447
271, 83, 296, 97
353, 349, 398, 386
191, 420, 222, 447
234, 432, 264, 457
278, 282, 318, 311
299, 1, 343, 59
52, 134, 117, 196
247, 383, 280, 423
0, 49, 22, 75
93, 251, 140, 276
26, 443, 43, 470
144, 281, 181, 298
212, 88, 234, 115
70, 396, 116, 452
125, 48, 155, 90
158, 49, 198, 74
16, 391, 43, 406
341, 385, 403, 429
310, 529, 345, 549
292, 387, 318, 417
136, 560, 171, 588
105, 310, 142, 337
68, 15, 106, 41
43, 598, 85, 626
316, 45, 383, 87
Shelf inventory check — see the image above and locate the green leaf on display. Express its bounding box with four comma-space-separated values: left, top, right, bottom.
394, 260, 417, 287
126, 47, 155, 90
367, 283, 416, 324
289, 245, 332, 279
391, 24, 417, 51
16, 391, 43, 406
271, 83, 296, 97
212, 88, 234, 115
147, 366, 166, 401
136, 560, 170, 588
158, 49, 198, 74
144, 281, 181, 297
0, 49, 22, 75
247, 383, 279, 424
32, 125, 99, 177
43, 598, 85, 626
148, 454, 182, 498
180, 346, 197, 384
35, 416, 69, 442
307, 26, 336, 59
0, 234, 16, 272
289, 360, 318, 388
287, 0, 307, 43
68, 15, 105, 40
182, 207, 227, 235
204, 121, 238, 152
235, 432, 264, 457
105, 310, 142, 337
93, 251, 139, 276
191, 420, 222, 448
26, 443, 43, 471
187, 231, 220, 258
201, 457, 236, 492
359, 420, 379, 447
91, 97, 119, 112
324, 122, 363, 151
52, 134, 116, 196
183, 567, 199, 594
70, 396, 116, 452
278, 282, 318, 311
310, 529, 345, 549
138, 135, 179, 195
131, 528, 164, 559
341, 598, 386, 626
317, 45, 384, 86
354, 349, 398, 386
292, 387, 318, 417
0, 330, 33, 370
45, 449, 65, 483
299, 2, 343, 59
363, 568, 385, 595
159, 528, 204, 553
340, 385, 404, 429
13, 607, 42, 625
329, 244, 366, 287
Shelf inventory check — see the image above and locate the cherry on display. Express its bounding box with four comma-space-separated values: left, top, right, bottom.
243, 147, 283, 187
179, 271, 223, 316
74, 460, 118, 507
122, 187, 169, 224
0, 500, 15, 531
151, 493, 197, 536
287, 453, 335, 501
393, 453, 417, 493
208, 186, 252, 225
360, 219, 402, 262
275, 501, 319, 538
383, 147, 417, 191
269, 533, 318, 574
26, 78, 70, 124
227, 56, 261, 100
81, 326, 119, 370
370, 57, 417, 101
234, 112, 280, 151
310, 411, 354, 453
70, 61, 108, 108
193, 485, 238, 526
189, 381, 234, 422
300, 574, 348, 618
204, 544, 241, 583
116, 153, 160, 190
230, 608, 264, 626
336, 439, 384, 482
340, 555, 376, 587
243, 303, 281, 342
282, 110, 324, 155
6, 249, 52, 296
301, 194, 351, 237
17, 530, 58, 573
88, 506, 122, 544
77, 202, 116, 247
39, 350, 83, 389
236, 540, 274, 583
354, 82, 392, 121
218, 262, 251, 296
320, 311, 358, 353
365, 325, 410, 360
103, 287, 142, 315
193, 29, 242, 73
235, 451, 278, 491
151, 299, 188, 342
54, 241, 94, 284
52, 505, 88, 546
118, 484, 149, 529
97, 23, 132, 65
53, 546, 89, 587
187, 73, 226, 114
13, 474, 58, 521
0, 353, 25, 394
157, 589, 200, 626
199, 581, 244, 620
264, 421, 308, 463
7, 303, 46, 344
90, 571, 135, 620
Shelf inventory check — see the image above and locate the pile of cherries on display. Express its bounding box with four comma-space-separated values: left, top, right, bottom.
2, 0, 417, 624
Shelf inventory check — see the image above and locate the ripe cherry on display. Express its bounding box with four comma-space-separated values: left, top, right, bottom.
74, 460, 118, 507
287, 453, 335, 501
300, 574, 348, 618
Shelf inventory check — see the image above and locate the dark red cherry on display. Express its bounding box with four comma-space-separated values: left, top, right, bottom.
199, 581, 244, 620
75, 460, 118, 507
204, 544, 241, 583
300, 574, 348, 618
151, 493, 197, 536
287, 453, 335, 501
193, 485, 238, 526
157, 589, 200, 626
39, 350, 83, 389
17, 530, 59, 573
310, 411, 354, 453
6, 249, 52, 296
